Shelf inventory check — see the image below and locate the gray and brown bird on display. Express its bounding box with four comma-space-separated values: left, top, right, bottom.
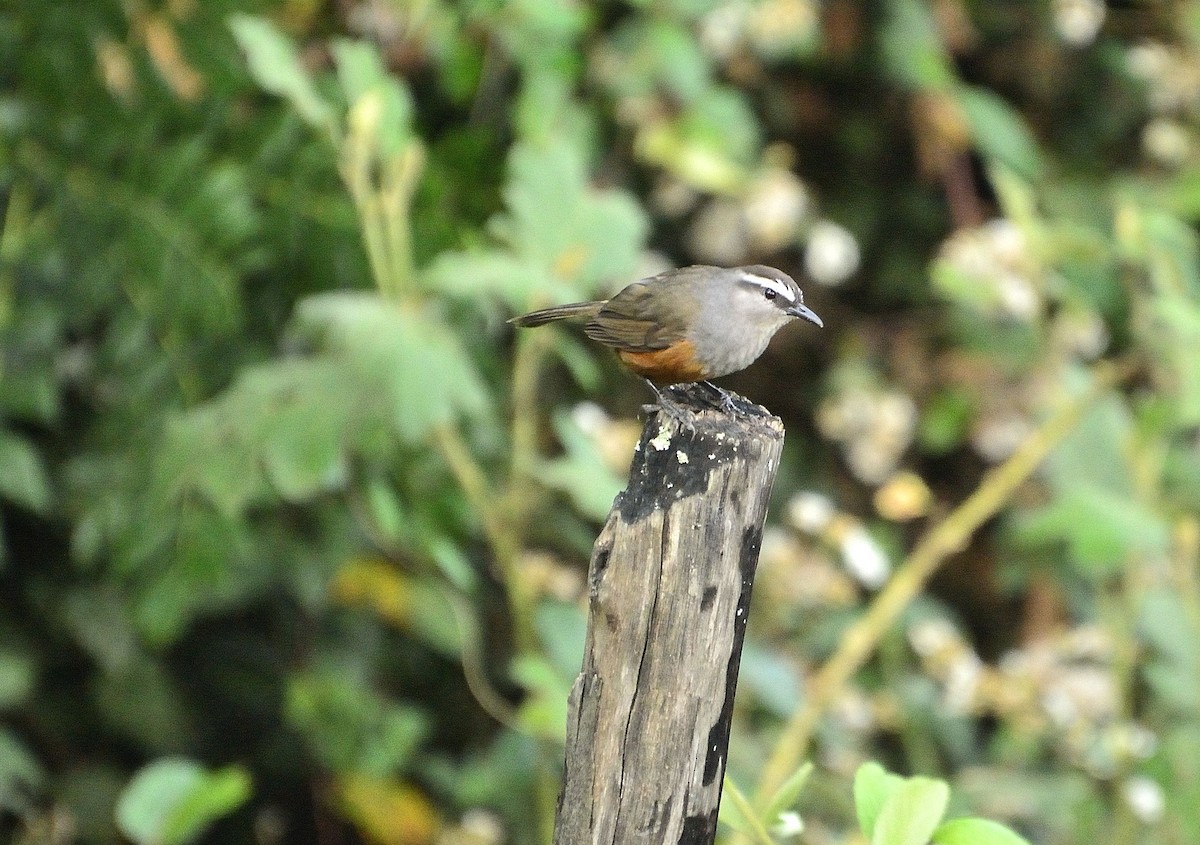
509, 265, 823, 396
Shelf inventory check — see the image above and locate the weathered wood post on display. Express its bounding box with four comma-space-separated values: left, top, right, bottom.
554, 385, 786, 844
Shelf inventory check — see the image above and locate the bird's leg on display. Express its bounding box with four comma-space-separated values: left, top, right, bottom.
643, 379, 695, 426
701, 380, 740, 414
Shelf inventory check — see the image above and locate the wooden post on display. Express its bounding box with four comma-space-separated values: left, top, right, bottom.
553, 385, 786, 845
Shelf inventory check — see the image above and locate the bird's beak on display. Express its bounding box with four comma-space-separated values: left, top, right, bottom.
787, 303, 824, 327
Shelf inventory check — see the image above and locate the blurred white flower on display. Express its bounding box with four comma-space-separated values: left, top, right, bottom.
699, 0, 751, 59
1053, 0, 1106, 47
818, 387, 917, 483
771, 811, 805, 839
847, 440, 899, 487
650, 177, 700, 218
1125, 724, 1159, 760
832, 687, 875, 731
460, 808, 506, 844
840, 526, 889, 588
1142, 118, 1191, 166
788, 492, 836, 533
1127, 41, 1171, 81
1123, 42, 1200, 114
748, 0, 819, 57
571, 401, 610, 435
1122, 776, 1166, 824
985, 218, 1026, 263
971, 411, 1033, 462
877, 392, 918, 434
995, 272, 1040, 320
687, 199, 748, 265
1053, 308, 1110, 360
744, 169, 812, 252
908, 617, 960, 657
805, 220, 860, 286
936, 218, 1043, 321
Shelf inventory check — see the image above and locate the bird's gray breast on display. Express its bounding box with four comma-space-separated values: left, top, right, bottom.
688, 303, 790, 379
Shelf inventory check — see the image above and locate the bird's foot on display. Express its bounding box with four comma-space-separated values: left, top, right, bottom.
699, 381, 741, 415
642, 380, 699, 429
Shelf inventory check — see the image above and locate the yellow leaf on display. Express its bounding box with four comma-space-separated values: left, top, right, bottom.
329, 557, 410, 626
337, 773, 441, 845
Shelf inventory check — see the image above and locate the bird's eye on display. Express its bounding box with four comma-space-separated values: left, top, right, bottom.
763, 288, 777, 300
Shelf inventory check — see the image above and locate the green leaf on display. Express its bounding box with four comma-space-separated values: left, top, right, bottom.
880, 0, 956, 89
427, 140, 649, 309
933, 817, 1031, 845
872, 777, 951, 845
534, 600, 587, 679
605, 18, 712, 103
1150, 293, 1200, 425
161, 767, 253, 845
514, 68, 597, 150
229, 15, 336, 134
956, 86, 1043, 180
539, 410, 625, 521
636, 87, 761, 192
0, 431, 52, 513
423, 532, 478, 592
1142, 209, 1200, 298
1138, 588, 1200, 711
424, 251, 553, 308
286, 668, 430, 775
294, 292, 489, 442
250, 365, 352, 501
401, 577, 466, 659
1012, 485, 1170, 577
1043, 391, 1135, 495
510, 654, 571, 740
854, 762, 905, 838
132, 505, 258, 646
0, 729, 44, 813
331, 38, 414, 156
0, 650, 35, 708
919, 388, 974, 454
116, 758, 251, 845
163, 359, 355, 511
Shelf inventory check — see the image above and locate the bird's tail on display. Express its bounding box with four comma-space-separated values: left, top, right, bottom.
509, 301, 604, 327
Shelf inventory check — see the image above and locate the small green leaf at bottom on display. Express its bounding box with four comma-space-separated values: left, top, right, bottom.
854, 762, 905, 838
933, 817, 1032, 845
116, 758, 251, 845
871, 777, 950, 845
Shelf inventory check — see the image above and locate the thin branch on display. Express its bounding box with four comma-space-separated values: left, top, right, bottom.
506, 327, 553, 533
751, 360, 1133, 810
432, 422, 535, 651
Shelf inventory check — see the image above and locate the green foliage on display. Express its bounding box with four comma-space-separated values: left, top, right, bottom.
5, 0, 1200, 843
855, 763, 1028, 845
115, 759, 251, 845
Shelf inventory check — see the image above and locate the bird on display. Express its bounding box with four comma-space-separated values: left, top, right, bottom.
509, 264, 823, 410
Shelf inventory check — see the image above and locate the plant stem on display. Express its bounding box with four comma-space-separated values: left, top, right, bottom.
507, 328, 552, 528
723, 776, 780, 845
750, 360, 1131, 812
433, 423, 535, 652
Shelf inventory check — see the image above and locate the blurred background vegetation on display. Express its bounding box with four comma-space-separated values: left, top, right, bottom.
3, 0, 1200, 843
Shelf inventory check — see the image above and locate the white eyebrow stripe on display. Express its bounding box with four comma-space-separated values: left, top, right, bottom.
738, 271, 796, 302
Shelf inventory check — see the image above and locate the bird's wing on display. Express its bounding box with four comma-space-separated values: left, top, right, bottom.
583, 280, 689, 351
